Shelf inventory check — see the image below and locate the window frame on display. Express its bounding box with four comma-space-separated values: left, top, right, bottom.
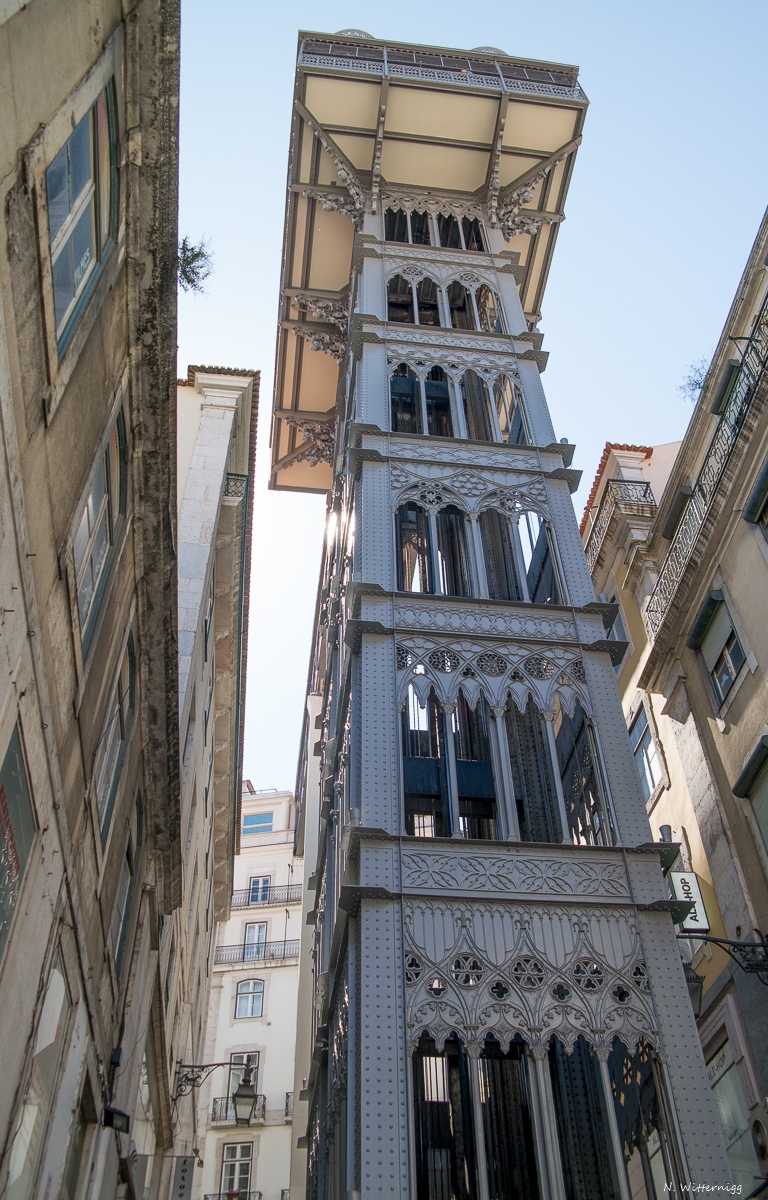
26, 30, 124, 418
65, 378, 131, 690
45, 81, 118, 355
384, 205, 487, 252
0, 717, 38, 973
92, 629, 137, 845
628, 705, 662, 803
242, 811, 274, 835
687, 590, 753, 713
235, 978, 265, 1019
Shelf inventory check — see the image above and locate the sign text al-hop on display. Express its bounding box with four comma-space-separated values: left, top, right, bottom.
669, 872, 710, 933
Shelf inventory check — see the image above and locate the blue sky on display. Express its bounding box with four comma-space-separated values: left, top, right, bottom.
177, 0, 768, 791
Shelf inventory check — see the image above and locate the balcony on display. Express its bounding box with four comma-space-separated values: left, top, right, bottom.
205, 1193, 261, 1200
231, 884, 303, 910
214, 939, 300, 967
584, 479, 657, 575
644, 288, 768, 642
211, 1095, 266, 1124
298, 39, 587, 102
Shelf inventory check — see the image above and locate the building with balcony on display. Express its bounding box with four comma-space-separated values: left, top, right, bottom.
275, 28, 732, 1200
0, 3, 180, 1200
162, 365, 257, 1173
195, 786, 302, 1200
581, 211, 768, 1193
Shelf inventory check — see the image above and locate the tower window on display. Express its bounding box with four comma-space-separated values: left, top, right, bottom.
402, 686, 449, 837
415, 277, 442, 326
462, 217, 485, 251
504, 697, 562, 843
384, 207, 409, 242
437, 213, 462, 249
549, 1036, 618, 1199
476, 285, 505, 334
554, 698, 613, 847
446, 281, 476, 330
391, 364, 422, 434
453, 691, 497, 840
436, 506, 473, 597
493, 375, 528, 445
424, 367, 453, 438
519, 511, 562, 604
460, 371, 494, 441
480, 509, 522, 602
387, 274, 415, 323
479, 1038, 541, 1199
413, 1035, 478, 1200
396, 503, 434, 593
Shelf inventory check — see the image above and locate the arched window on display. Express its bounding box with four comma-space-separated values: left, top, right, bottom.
446, 281, 476, 330
387, 274, 414, 323
504, 696, 562, 843
424, 367, 453, 438
462, 217, 485, 252
391, 364, 421, 434
453, 691, 496, 840
479, 509, 522, 602
460, 371, 494, 441
384, 207, 409, 243
518, 511, 562, 604
413, 1034, 478, 1199
396, 503, 433, 593
384, 207, 432, 246
235, 979, 264, 1018
554, 697, 613, 846
479, 1037, 540, 1198
549, 1037, 617, 1197
401, 686, 448, 837
437, 212, 462, 248
476, 285, 505, 334
607, 1038, 673, 1191
415, 277, 442, 326
436, 506, 472, 597
493, 376, 528, 445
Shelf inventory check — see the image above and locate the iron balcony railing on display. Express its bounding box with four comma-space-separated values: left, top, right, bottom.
214, 939, 300, 966
285, 1092, 294, 1120
211, 1095, 266, 1124
205, 1193, 261, 1200
298, 39, 587, 101
231, 884, 303, 910
644, 289, 768, 641
584, 479, 657, 574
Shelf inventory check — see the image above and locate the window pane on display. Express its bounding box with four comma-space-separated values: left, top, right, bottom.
397, 503, 433, 593
410, 209, 431, 245
462, 217, 484, 251
549, 1036, 618, 1200
243, 812, 273, 833
384, 207, 408, 242
424, 368, 452, 438
479, 1041, 540, 1200
46, 145, 70, 243
415, 277, 441, 326
436, 506, 472, 598
461, 371, 493, 442
52, 243, 75, 329
68, 113, 93, 206
390, 365, 421, 434
5, 958, 70, 1200
505, 698, 562, 843
480, 509, 521, 602
437, 213, 461, 248
71, 196, 96, 294
446, 281, 475, 330
476, 285, 503, 334
387, 274, 414, 323
96, 91, 112, 248
0, 727, 36, 966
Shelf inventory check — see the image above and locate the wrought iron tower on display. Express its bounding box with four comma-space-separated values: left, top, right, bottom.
271, 30, 732, 1200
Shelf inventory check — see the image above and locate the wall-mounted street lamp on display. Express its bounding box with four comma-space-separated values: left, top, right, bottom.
677, 932, 768, 986
231, 1057, 258, 1125
173, 1056, 258, 1125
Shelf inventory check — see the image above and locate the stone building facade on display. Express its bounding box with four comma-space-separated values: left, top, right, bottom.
272, 30, 732, 1200
167, 367, 257, 1170
0, 1, 181, 1199
581, 209, 768, 1193
194, 785, 302, 1200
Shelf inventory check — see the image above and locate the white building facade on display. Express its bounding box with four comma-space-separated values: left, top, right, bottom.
195, 786, 302, 1200
272, 31, 736, 1200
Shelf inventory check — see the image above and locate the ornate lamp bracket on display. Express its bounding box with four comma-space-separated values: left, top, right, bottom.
172, 1061, 231, 1101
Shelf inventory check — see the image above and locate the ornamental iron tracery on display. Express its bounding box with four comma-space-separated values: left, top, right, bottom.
477, 652, 508, 676
428, 649, 460, 673
403, 900, 657, 1056
524, 654, 556, 680
511, 958, 546, 989
396, 645, 414, 669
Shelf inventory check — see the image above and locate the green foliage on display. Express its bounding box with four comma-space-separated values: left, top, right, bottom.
178, 236, 213, 293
